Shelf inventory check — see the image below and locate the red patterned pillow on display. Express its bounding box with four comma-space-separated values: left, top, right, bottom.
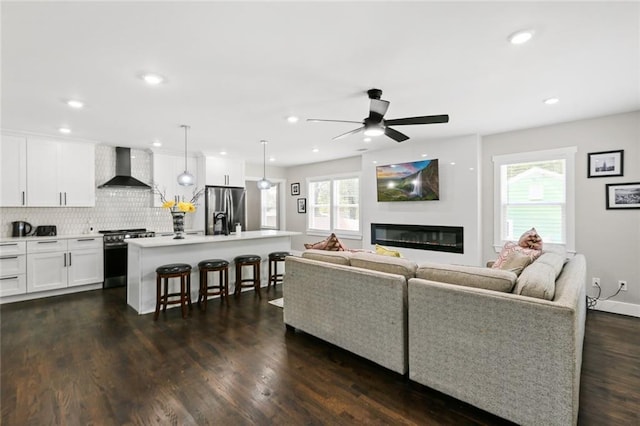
492, 241, 541, 269
518, 228, 543, 250
304, 233, 346, 251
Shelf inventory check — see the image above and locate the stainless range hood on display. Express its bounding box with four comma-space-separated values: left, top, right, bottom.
98, 147, 151, 188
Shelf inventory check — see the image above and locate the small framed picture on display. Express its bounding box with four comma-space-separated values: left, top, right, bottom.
297, 198, 306, 213
606, 182, 640, 210
291, 182, 300, 196
588, 150, 624, 178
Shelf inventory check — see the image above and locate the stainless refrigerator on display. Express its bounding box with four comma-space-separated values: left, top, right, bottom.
204, 186, 247, 235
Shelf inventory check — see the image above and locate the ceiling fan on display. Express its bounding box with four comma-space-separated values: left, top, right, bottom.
307, 88, 449, 143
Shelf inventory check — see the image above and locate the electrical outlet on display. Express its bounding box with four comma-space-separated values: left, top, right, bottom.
592, 277, 601, 287
618, 280, 627, 291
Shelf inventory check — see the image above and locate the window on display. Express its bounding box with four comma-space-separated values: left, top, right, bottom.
493, 147, 576, 252
308, 175, 360, 236
260, 183, 279, 229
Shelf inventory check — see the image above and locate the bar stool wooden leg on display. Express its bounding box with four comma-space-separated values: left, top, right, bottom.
154, 274, 162, 320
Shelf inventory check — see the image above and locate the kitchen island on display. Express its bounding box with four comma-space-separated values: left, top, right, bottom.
126, 230, 300, 315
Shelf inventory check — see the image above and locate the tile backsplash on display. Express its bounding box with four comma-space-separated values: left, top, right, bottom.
1, 145, 197, 237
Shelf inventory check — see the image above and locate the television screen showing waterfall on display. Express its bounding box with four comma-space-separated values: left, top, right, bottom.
375, 159, 439, 202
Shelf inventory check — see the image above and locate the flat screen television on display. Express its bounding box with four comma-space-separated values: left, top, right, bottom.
376, 159, 439, 202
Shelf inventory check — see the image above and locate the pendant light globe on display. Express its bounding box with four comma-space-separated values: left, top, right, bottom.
257, 140, 272, 190
177, 124, 195, 186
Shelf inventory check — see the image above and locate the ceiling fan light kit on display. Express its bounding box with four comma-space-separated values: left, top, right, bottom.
307, 88, 449, 143
177, 124, 195, 186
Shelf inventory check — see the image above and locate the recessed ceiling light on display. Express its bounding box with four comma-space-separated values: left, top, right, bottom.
269, 156, 275, 162
421, 153, 428, 158
141, 73, 165, 85
508, 30, 534, 45
312, 148, 319, 153
219, 151, 227, 156
152, 140, 162, 147
363, 137, 372, 142
372, 160, 378, 164
450, 162, 456, 166
286, 115, 299, 123
58, 127, 71, 134
67, 99, 84, 109
543, 97, 559, 105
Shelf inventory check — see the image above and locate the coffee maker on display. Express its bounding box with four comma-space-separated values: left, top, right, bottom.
12, 221, 33, 237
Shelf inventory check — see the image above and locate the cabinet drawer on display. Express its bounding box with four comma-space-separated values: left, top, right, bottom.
0, 255, 26, 276
27, 239, 67, 253
68, 237, 102, 250
0, 241, 26, 256
0, 274, 26, 297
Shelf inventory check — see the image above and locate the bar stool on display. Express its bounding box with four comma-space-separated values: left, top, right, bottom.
234, 254, 262, 298
198, 259, 230, 311
267, 251, 290, 291
154, 263, 192, 320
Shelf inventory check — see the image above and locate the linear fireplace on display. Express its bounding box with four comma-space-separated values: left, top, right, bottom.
371, 223, 464, 254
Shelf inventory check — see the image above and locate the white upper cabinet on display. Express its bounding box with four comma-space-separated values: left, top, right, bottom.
205, 156, 245, 187
152, 152, 199, 207
26, 137, 95, 207
0, 134, 27, 206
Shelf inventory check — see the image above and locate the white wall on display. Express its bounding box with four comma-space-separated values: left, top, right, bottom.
362, 135, 482, 265
482, 111, 640, 314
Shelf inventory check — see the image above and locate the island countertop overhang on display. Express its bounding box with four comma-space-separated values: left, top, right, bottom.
126, 230, 301, 248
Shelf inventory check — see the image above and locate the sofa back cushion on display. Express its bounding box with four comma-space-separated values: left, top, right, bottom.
350, 252, 417, 280
513, 260, 557, 300
416, 262, 517, 293
301, 249, 352, 266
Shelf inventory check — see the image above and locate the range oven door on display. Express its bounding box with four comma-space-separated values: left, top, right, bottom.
103, 243, 127, 288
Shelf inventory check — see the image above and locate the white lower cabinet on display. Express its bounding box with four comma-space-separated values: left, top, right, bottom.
0, 241, 27, 296
26, 237, 103, 293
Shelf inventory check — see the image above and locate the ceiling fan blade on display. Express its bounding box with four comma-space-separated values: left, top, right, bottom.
384, 127, 410, 143
332, 127, 364, 140
307, 118, 363, 124
368, 99, 390, 123
384, 114, 449, 126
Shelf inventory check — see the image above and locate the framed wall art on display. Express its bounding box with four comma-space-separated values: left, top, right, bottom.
297, 198, 306, 213
606, 182, 640, 209
588, 150, 623, 178
291, 182, 300, 196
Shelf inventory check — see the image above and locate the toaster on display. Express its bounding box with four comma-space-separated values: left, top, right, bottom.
35, 225, 57, 236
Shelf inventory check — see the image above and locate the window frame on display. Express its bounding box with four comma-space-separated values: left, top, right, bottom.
306, 172, 362, 239
492, 147, 577, 254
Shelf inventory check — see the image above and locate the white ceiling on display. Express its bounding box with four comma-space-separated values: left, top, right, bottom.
2, 1, 639, 167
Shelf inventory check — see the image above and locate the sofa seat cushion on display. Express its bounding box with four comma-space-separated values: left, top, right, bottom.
416, 262, 517, 293
513, 258, 558, 300
301, 249, 353, 265
350, 252, 417, 280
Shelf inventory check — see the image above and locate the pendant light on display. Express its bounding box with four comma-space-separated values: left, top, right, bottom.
257, 140, 272, 190
177, 124, 195, 186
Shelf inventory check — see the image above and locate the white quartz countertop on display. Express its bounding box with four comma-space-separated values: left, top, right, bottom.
0, 234, 103, 243
126, 230, 301, 248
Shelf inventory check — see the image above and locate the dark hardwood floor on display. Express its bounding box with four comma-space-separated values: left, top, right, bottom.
1, 287, 638, 425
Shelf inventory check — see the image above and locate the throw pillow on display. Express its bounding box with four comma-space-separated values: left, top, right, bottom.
303, 233, 346, 251
496, 250, 534, 276
375, 244, 402, 257
518, 227, 543, 250
304, 238, 328, 250
492, 241, 541, 270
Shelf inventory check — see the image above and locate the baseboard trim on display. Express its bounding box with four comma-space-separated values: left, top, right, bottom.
593, 300, 640, 318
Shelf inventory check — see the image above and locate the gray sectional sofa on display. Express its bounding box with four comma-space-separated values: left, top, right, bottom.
282, 249, 587, 426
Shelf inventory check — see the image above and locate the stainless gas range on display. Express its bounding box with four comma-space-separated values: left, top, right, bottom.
99, 229, 155, 288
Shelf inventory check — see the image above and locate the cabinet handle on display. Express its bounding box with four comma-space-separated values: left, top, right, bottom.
0, 276, 18, 281
64, 192, 67, 205
69, 252, 72, 266
0, 243, 18, 247
63, 253, 67, 267
37, 241, 58, 244
22, 191, 25, 206
77, 238, 95, 242
0, 256, 18, 260
60, 192, 63, 206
